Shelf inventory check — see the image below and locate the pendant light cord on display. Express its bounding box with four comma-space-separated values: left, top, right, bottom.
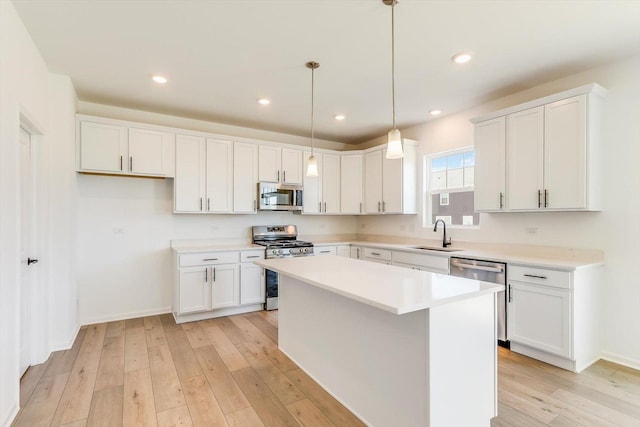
391, 1, 396, 130
311, 65, 315, 156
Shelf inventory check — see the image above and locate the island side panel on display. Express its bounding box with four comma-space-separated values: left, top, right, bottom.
428, 293, 497, 426
279, 275, 430, 427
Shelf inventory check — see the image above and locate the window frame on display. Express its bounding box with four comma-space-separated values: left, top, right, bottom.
422, 146, 479, 229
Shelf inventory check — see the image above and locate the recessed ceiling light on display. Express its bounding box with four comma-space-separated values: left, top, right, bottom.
429, 110, 442, 116
151, 75, 168, 84
334, 114, 345, 121
257, 98, 271, 105
451, 52, 472, 64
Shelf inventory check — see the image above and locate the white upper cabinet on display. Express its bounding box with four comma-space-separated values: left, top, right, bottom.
340, 153, 363, 214
77, 116, 174, 177
174, 135, 206, 213
258, 145, 303, 184
364, 141, 417, 214
205, 139, 233, 213
322, 153, 341, 214
474, 117, 506, 211
471, 83, 606, 212
507, 106, 545, 210
233, 142, 258, 213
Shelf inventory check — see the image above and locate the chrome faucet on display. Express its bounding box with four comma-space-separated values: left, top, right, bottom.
433, 219, 452, 248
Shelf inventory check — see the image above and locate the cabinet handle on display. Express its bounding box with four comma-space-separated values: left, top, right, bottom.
200, 197, 203, 211
246, 255, 260, 259
357, 248, 360, 258
277, 170, 280, 182
120, 155, 123, 171
213, 267, 216, 282
508, 284, 512, 303
205, 268, 208, 282
544, 189, 548, 208
499, 192, 504, 209
524, 273, 547, 280
283, 170, 286, 182
319, 202, 322, 212
378, 201, 381, 212
538, 190, 542, 208
371, 252, 381, 256
359, 202, 362, 213
382, 201, 386, 212
324, 202, 327, 213
320, 250, 331, 254
130, 156, 133, 171
203, 258, 218, 261
253, 200, 257, 211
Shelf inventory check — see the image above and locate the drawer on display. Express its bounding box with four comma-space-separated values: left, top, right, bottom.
392, 251, 449, 272
509, 265, 571, 289
241, 250, 265, 262
316, 246, 337, 256
363, 247, 392, 261
179, 251, 239, 267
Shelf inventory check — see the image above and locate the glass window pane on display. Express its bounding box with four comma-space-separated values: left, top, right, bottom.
431, 157, 447, 172
464, 167, 474, 187
463, 151, 475, 167
447, 169, 464, 189
447, 153, 464, 169
431, 170, 447, 190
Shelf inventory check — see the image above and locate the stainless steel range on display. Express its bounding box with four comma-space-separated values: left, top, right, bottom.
252, 225, 314, 310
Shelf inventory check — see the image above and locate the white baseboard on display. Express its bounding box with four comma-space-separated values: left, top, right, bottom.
601, 351, 640, 371
80, 306, 172, 326
49, 324, 81, 353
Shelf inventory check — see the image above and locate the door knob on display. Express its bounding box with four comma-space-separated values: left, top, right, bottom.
27, 258, 38, 266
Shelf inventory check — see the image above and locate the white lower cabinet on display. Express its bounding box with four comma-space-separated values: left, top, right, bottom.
336, 245, 351, 258
350, 246, 362, 260
174, 249, 265, 323
507, 264, 601, 372
391, 250, 449, 274
362, 247, 392, 265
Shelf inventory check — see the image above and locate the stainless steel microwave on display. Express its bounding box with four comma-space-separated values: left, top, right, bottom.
258, 182, 303, 211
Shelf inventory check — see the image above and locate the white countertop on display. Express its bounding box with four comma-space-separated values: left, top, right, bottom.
255, 256, 503, 315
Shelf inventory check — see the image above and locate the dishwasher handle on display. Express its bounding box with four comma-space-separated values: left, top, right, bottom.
450, 260, 504, 274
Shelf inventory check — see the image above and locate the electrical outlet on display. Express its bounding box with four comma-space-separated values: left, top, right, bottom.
526, 227, 538, 235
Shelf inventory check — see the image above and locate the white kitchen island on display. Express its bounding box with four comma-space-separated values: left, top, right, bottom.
255, 255, 504, 427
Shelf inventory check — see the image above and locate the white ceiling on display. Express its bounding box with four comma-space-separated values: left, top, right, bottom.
13, 0, 640, 144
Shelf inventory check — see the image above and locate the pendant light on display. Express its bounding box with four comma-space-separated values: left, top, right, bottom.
305, 61, 320, 177
383, 0, 404, 159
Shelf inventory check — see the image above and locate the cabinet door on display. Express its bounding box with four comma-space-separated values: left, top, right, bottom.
336, 245, 351, 258
210, 264, 239, 309
79, 121, 127, 173
507, 107, 544, 210
178, 267, 210, 314
341, 154, 363, 214
508, 281, 572, 358
322, 153, 341, 214
382, 150, 403, 213
281, 148, 303, 184
205, 139, 233, 213
258, 145, 281, 182
302, 151, 322, 214
350, 246, 362, 259
175, 135, 206, 212
234, 142, 258, 213
474, 117, 506, 211
544, 95, 587, 210
364, 150, 383, 213
240, 263, 265, 305
316, 246, 337, 256
128, 128, 165, 175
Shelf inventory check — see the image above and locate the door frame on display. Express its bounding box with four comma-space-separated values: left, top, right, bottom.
19, 111, 49, 373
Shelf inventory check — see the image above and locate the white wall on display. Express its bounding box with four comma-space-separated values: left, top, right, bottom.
0, 2, 78, 426
74, 110, 357, 325
357, 56, 640, 368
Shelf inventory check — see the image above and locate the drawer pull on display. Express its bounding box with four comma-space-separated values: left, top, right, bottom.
203, 258, 219, 261
371, 252, 381, 256
524, 273, 547, 280
320, 250, 331, 254
245, 255, 260, 259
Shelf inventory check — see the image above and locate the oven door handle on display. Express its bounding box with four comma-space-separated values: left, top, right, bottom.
450, 260, 504, 273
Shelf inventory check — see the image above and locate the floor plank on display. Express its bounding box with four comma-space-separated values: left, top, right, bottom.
246, 312, 278, 344
43, 328, 87, 378
94, 335, 125, 391
86, 385, 123, 427
14, 373, 70, 427
144, 316, 168, 348
148, 344, 186, 413
200, 323, 249, 372
164, 327, 203, 381
124, 325, 150, 373
181, 374, 229, 426
123, 368, 158, 427
286, 398, 337, 427
20, 357, 51, 407
225, 407, 265, 427
156, 405, 194, 427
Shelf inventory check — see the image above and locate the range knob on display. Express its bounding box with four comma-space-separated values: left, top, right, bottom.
304, 247, 313, 254
277, 249, 283, 255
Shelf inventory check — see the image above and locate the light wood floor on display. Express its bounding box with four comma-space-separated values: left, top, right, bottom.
14, 312, 640, 427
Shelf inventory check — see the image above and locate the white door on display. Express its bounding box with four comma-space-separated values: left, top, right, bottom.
240, 264, 265, 305
281, 148, 303, 184
474, 117, 506, 211
19, 127, 36, 377
174, 135, 205, 212
205, 139, 233, 213
211, 264, 239, 309
382, 150, 403, 213
321, 153, 341, 214
79, 121, 127, 173
233, 142, 258, 213
258, 145, 281, 182
340, 154, 363, 214
178, 267, 210, 314
128, 128, 165, 175
364, 150, 383, 213
507, 107, 544, 210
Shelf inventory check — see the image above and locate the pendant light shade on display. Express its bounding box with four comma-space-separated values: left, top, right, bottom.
383, 0, 404, 159
305, 61, 320, 177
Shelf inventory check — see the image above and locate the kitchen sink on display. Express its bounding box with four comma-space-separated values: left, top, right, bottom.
411, 246, 464, 252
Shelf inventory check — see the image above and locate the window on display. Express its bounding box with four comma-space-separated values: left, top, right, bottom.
424, 148, 479, 227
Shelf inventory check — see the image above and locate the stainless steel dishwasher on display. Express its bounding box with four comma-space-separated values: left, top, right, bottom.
450, 257, 508, 348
